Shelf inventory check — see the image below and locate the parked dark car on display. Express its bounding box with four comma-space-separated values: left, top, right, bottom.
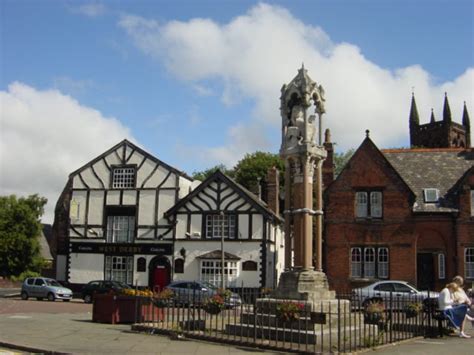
21, 277, 73, 302
166, 280, 242, 307
81, 280, 132, 303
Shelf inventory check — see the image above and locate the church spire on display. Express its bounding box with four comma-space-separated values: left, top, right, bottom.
430, 108, 436, 123
409, 92, 419, 126
443, 92, 452, 123
462, 101, 470, 128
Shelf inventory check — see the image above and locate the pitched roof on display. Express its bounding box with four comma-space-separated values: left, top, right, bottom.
382, 148, 474, 212
196, 250, 241, 260
165, 170, 283, 223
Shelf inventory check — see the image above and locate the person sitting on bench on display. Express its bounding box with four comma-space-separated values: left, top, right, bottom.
438, 282, 473, 338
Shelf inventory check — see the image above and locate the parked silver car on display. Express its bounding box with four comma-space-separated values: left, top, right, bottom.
166, 280, 242, 307
21, 277, 73, 302
352, 280, 439, 310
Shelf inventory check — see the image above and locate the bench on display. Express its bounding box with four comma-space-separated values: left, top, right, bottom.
422, 298, 448, 338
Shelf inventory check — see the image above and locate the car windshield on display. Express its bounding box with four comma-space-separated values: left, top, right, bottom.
201, 281, 218, 290
45, 280, 62, 287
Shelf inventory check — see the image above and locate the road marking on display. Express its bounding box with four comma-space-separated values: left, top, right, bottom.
8, 315, 31, 319
414, 340, 445, 345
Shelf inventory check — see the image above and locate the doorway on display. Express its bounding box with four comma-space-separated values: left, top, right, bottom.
417, 253, 435, 291
148, 256, 171, 292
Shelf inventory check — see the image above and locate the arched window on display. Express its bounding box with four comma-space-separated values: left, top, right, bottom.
242, 260, 258, 271
136, 257, 146, 272
174, 258, 184, 274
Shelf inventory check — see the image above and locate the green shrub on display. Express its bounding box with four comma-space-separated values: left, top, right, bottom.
10, 270, 41, 282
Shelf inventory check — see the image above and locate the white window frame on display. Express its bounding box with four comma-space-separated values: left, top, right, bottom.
112, 167, 136, 188
355, 191, 383, 218
105, 256, 133, 284
364, 248, 376, 278
370, 192, 383, 218
355, 192, 368, 218
350, 248, 362, 278
205, 214, 236, 239
438, 253, 446, 279
200, 259, 239, 287
423, 188, 439, 203
106, 215, 135, 243
378, 247, 389, 279
465, 248, 474, 279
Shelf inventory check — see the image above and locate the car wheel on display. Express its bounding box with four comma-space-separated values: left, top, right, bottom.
84, 294, 92, 304
21, 291, 28, 300
47, 293, 55, 302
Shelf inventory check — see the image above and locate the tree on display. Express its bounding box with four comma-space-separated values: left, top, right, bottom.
192, 164, 233, 181
0, 194, 47, 277
334, 149, 355, 177
233, 152, 284, 191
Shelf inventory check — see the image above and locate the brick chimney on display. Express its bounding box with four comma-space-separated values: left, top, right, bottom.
322, 128, 334, 189
266, 166, 280, 215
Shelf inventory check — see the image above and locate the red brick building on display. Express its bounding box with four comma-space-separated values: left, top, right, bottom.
324, 96, 473, 293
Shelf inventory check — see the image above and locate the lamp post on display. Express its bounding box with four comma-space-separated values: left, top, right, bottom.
220, 210, 225, 290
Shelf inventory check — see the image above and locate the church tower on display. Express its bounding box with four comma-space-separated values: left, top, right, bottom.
409, 93, 471, 148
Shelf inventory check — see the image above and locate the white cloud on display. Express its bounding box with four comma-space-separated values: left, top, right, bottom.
119, 3, 473, 165
0, 82, 133, 223
73, 3, 106, 17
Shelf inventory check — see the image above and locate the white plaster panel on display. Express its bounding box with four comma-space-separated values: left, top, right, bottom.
71, 191, 87, 224
104, 149, 121, 166
161, 171, 177, 188
190, 215, 202, 238
175, 217, 187, 239
226, 197, 247, 211
138, 191, 155, 225
69, 227, 85, 238
209, 182, 218, 190
106, 190, 120, 205
178, 177, 194, 199
88, 190, 104, 225
72, 175, 86, 189
136, 159, 153, 187
137, 228, 154, 239
69, 253, 104, 284
145, 165, 170, 188
123, 190, 137, 205
197, 192, 216, 210
251, 215, 263, 239
173, 241, 262, 287
238, 215, 249, 239
157, 190, 176, 220
157, 228, 173, 239
133, 255, 152, 286
92, 159, 110, 188
184, 201, 199, 212
56, 255, 67, 281
220, 190, 235, 206
190, 197, 209, 210
80, 168, 99, 189
125, 145, 134, 161
127, 150, 145, 166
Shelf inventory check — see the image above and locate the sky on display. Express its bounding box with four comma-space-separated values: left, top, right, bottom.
1, 0, 473, 223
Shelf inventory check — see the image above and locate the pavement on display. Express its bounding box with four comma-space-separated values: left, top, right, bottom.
0, 297, 473, 354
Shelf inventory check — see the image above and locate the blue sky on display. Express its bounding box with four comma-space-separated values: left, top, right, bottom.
1, 0, 473, 222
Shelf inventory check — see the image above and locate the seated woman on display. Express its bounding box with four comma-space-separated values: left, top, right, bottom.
438, 282, 473, 338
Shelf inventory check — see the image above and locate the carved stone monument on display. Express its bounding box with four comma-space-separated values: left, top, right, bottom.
273, 64, 335, 303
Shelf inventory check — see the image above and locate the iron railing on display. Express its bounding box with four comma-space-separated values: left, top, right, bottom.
131, 288, 447, 354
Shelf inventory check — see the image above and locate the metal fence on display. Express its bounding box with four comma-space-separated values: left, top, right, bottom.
131, 288, 447, 354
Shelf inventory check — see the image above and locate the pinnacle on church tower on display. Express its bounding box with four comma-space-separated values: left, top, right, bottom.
462, 101, 470, 128
409, 93, 420, 126
430, 109, 436, 123
443, 92, 452, 123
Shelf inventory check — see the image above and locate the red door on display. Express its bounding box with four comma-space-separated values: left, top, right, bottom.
153, 265, 169, 292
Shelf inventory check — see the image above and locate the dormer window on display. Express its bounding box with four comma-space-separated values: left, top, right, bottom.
112, 167, 136, 188
423, 188, 439, 203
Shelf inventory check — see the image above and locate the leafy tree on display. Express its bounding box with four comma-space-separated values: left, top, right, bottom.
192, 164, 233, 181
0, 194, 47, 277
334, 149, 355, 177
233, 152, 284, 190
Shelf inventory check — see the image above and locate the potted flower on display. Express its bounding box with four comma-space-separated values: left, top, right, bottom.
364, 301, 386, 324
276, 301, 305, 323
404, 302, 422, 318
152, 288, 174, 308
260, 287, 273, 298
203, 294, 225, 315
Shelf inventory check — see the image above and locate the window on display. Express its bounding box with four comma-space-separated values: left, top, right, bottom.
465, 248, 474, 279
137, 257, 146, 272
355, 191, 382, 218
106, 215, 135, 243
205, 214, 236, 239
105, 256, 133, 284
174, 258, 184, 274
438, 253, 445, 279
200, 260, 239, 287
242, 260, 258, 271
112, 167, 135, 188
471, 190, 474, 216
350, 247, 389, 279
34, 278, 45, 286
423, 188, 439, 203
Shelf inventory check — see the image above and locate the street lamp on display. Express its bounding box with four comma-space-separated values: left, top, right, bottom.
220, 210, 225, 290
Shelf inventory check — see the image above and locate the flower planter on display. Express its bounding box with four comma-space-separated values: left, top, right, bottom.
204, 303, 222, 315
364, 312, 384, 325
404, 309, 419, 318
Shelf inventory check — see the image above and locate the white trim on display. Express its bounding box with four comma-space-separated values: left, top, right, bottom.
438, 253, 446, 279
